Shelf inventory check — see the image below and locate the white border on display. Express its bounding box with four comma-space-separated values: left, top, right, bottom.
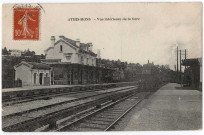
0, 1, 203, 135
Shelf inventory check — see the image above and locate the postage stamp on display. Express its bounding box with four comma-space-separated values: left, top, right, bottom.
13, 8, 40, 40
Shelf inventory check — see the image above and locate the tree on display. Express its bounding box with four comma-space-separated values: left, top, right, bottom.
2, 47, 9, 55
22, 49, 35, 56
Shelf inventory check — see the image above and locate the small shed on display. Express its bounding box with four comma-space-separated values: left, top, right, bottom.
14, 62, 51, 86
182, 58, 202, 89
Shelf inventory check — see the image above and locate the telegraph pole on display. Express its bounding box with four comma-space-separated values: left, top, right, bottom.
175, 48, 187, 84
179, 49, 182, 84
177, 47, 178, 73
185, 49, 187, 70
180, 50, 181, 73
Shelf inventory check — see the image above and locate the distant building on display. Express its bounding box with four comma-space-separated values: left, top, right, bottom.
10, 49, 22, 57
43, 36, 97, 66
14, 61, 51, 86
142, 61, 154, 75
198, 58, 202, 86
182, 58, 202, 89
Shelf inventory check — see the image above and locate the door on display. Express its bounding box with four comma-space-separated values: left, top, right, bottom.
71, 71, 74, 84
39, 73, 43, 85
34, 73, 37, 84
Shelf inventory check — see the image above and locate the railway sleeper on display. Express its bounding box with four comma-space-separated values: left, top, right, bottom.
70, 127, 102, 131
90, 117, 115, 122
78, 123, 107, 129
53, 93, 135, 131
56, 93, 137, 131
84, 120, 110, 125
95, 114, 120, 118
95, 104, 101, 109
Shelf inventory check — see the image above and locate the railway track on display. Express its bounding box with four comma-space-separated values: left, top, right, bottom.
54, 92, 148, 132
2, 86, 137, 132
2, 87, 112, 107
2, 82, 137, 106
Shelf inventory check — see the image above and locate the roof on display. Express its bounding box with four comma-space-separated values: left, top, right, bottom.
27, 62, 51, 70
58, 36, 79, 48
57, 36, 97, 57
48, 62, 114, 71
44, 46, 54, 52
14, 62, 51, 70
182, 58, 200, 66
45, 35, 97, 57
9, 49, 22, 52
79, 48, 97, 57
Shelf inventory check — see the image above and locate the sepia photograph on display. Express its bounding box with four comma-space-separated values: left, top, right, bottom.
1, 2, 203, 133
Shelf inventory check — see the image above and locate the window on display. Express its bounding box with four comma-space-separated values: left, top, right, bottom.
54, 74, 63, 80
60, 45, 63, 52
54, 75, 59, 80
66, 56, 71, 60
87, 58, 89, 65
34, 73, 37, 84
59, 74, 63, 78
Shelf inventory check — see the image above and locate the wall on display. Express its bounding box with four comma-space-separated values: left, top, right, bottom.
15, 65, 32, 86
79, 53, 96, 66
53, 66, 68, 85
46, 48, 54, 59
31, 69, 51, 85
15, 64, 51, 86
51, 65, 108, 85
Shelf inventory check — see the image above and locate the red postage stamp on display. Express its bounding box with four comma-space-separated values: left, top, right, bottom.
13, 8, 40, 40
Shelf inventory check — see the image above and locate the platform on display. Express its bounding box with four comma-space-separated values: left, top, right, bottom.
2, 82, 136, 93
116, 83, 202, 130
2, 82, 137, 100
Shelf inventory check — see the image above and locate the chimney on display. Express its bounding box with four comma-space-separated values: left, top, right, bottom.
97, 49, 101, 58
88, 42, 93, 51
50, 36, 55, 47
76, 38, 80, 46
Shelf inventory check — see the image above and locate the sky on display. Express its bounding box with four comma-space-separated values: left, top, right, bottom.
2, 3, 202, 69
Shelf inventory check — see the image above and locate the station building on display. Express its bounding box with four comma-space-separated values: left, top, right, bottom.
182, 58, 202, 89
44, 36, 97, 66
42, 36, 114, 85
14, 61, 51, 86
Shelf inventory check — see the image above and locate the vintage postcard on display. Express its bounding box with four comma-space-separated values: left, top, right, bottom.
1, 2, 202, 133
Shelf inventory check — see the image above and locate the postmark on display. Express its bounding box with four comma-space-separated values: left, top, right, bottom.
13, 8, 40, 40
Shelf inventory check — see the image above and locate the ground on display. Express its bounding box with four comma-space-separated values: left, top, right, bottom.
114, 83, 202, 131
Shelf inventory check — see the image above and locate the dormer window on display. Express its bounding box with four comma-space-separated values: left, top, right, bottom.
60, 45, 63, 52
66, 56, 71, 60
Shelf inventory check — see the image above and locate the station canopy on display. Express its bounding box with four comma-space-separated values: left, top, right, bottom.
182, 58, 199, 66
